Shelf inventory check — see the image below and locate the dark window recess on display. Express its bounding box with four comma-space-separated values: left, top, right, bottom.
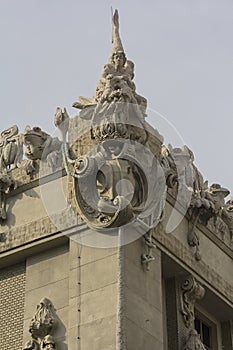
194, 317, 212, 349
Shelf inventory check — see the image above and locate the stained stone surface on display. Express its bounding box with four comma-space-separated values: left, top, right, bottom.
0, 8, 232, 350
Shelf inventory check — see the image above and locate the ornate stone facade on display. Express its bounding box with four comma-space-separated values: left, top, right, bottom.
0, 8, 232, 350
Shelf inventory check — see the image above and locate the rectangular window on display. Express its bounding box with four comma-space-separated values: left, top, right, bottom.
194, 309, 219, 350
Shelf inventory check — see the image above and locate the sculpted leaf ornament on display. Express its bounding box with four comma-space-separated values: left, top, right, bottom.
24, 298, 57, 350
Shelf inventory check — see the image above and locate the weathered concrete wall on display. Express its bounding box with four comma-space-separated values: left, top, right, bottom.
2, 175, 67, 230
68, 240, 118, 350
123, 239, 164, 350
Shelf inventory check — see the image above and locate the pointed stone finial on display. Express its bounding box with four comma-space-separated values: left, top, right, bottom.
110, 9, 125, 64
73, 9, 147, 113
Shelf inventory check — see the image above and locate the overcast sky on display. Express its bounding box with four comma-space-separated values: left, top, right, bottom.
1, 0, 233, 195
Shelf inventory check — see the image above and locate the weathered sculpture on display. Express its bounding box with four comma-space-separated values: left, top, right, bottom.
0, 172, 14, 221
29, 297, 57, 339
23, 339, 40, 350
141, 230, 157, 270
56, 9, 165, 231
72, 10, 148, 145
0, 126, 22, 221
162, 144, 233, 258
180, 275, 205, 329
188, 182, 233, 258
41, 335, 56, 349
0, 123, 63, 223
223, 197, 233, 245
0, 9, 232, 261
205, 184, 230, 238
0, 124, 62, 173
23, 298, 57, 350
73, 11, 147, 110
0, 125, 23, 171
183, 329, 206, 350
54, 107, 69, 143
23, 126, 62, 173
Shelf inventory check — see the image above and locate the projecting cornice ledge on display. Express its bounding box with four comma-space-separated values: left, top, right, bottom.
166, 192, 233, 260
151, 223, 233, 308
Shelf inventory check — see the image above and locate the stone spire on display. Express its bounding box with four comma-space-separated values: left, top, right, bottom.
109, 9, 125, 62
73, 9, 147, 113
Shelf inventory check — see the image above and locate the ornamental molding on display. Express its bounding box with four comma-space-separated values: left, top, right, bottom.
180, 275, 205, 329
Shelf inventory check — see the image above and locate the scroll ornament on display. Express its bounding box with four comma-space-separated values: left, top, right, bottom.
180, 275, 205, 329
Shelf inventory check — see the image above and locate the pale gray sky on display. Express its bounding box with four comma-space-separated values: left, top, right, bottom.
1, 0, 233, 194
